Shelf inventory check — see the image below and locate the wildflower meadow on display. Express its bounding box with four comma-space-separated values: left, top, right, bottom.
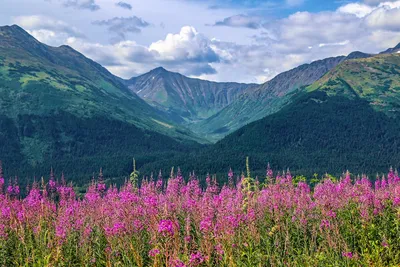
0, 162, 400, 266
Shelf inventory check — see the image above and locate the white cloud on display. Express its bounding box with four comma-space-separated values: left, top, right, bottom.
363, 0, 398, 5
149, 26, 219, 63
365, 5, 400, 31
319, 40, 350, 48
338, 3, 374, 18
13, 15, 84, 38
12, 15, 85, 46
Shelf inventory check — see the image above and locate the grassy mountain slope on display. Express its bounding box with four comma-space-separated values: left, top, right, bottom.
191, 56, 347, 141
308, 53, 400, 114
0, 25, 203, 182
0, 25, 202, 140
125, 67, 256, 124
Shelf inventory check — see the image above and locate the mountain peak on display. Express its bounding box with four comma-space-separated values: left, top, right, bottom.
0, 24, 35, 38
149, 66, 170, 75
0, 24, 23, 32
380, 42, 400, 54
154, 66, 167, 71
0, 24, 41, 49
345, 51, 372, 60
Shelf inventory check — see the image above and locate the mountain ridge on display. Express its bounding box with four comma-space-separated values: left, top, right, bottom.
127, 48, 377, 142
124, 66, 257, 124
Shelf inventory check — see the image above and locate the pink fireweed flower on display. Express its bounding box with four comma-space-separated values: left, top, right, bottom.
228, 168, 234, 180
55, 225, 67, 239
6, 185, 12, 195
199, 217, 213, 233
48, 178, 56, 191
342, 252, 353, 259
394, 197, 400, 206
149, 248, 160, 257
1, 207, 10, 219
215, 244, 224, 256
189, 252, 205, 266
7, 185, 19, 197
267, 163, 273, 178
13, 185, 20, 195
17, 211, 24, 222
158, 219, 176, 236
319, 219, 330, 230
176, 167, 183, 182
104, 222, 126, 237
171, 259, 187, 267
83, 226, 92, 239
327, 210, 337, 218
97, 183, 106, 193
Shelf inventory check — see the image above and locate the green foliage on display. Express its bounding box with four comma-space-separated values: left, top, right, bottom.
0, 111, 199, 186
293, 175, 306, 185
130, 158, 140, 188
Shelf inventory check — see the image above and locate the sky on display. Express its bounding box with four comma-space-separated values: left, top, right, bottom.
1, 0, 400, 83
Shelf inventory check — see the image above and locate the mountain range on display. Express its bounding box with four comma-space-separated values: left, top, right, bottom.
1, 24, 400, 181
125, 51, 373, 141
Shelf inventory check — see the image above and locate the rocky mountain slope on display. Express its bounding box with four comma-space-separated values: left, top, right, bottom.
125, 67, 256, 124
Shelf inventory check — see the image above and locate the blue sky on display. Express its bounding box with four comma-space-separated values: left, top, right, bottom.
1, 0, 400, 83
198, 0, 342, 12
